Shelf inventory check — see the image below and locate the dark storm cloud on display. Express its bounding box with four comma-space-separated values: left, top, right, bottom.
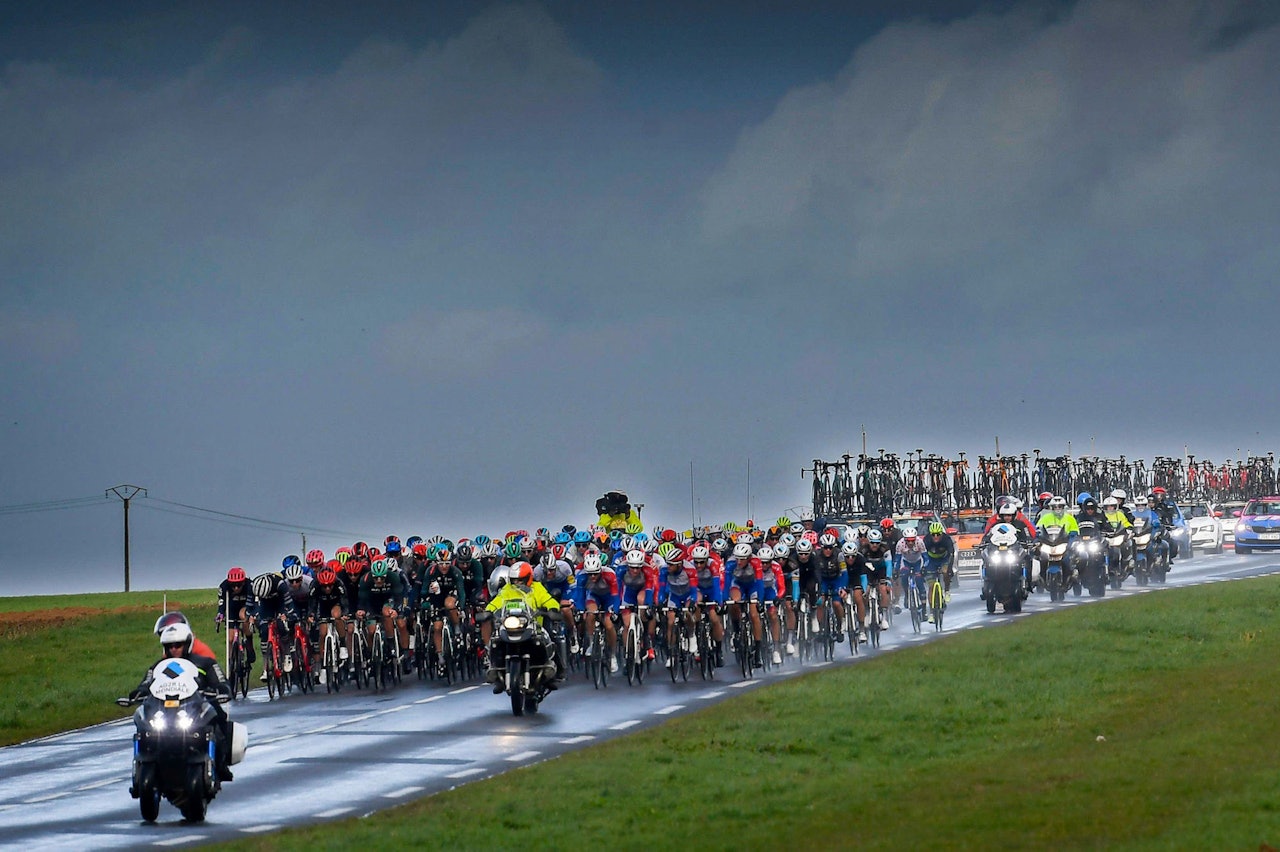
1, 1, 1278, 594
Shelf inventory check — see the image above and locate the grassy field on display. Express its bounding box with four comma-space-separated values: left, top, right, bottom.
216, 577, 1280, 851
0, 588, 219, 745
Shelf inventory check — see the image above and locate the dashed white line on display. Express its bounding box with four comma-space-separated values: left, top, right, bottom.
505, 750, 541, 762
339, 713, 376, 725
699, 691, 725, 699
384, 786, 425, 799
240, 824, 280, 833
610, 720, 641, 730
558, 735, 596, 745
653, 705, 685, 715
305, 725, 337, 734
445, 768, 485, 779
153, 836, 206, 847
314, 807, 355, 818
74, 777, 123, 792
729, 679, 759, 689
448, 685, 480, 695
23, 792, 69, 803
383, 705, 410, 713
414, 695, 443, 704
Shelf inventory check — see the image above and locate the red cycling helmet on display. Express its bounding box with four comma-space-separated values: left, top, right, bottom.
326, 559, 343, 572
1152, 486, 1167, 496
412, 543, 428, 558
317, 569, 337, 585
879, 518, 895, 529
227, 566, 246, 583
1037, 492, 1053, 503
305, 549, 324, 566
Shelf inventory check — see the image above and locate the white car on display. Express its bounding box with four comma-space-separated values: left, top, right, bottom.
1218, 501, 1246, 546
1178, 501, 1224, 554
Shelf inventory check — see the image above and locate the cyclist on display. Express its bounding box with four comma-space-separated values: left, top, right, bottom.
282, 564, 312, 624
355, 558, 411, 675
880, 518, 902, 570
922, 521, 956, 597
214, 568, 255, 667
420, 552, 467, 678
617, 548, 658, 663
757, 545, 785, 664
689, 543, 725, 659
304, 549, 325, 577
896, 527, 929, 620
250, 572, 297, 682
573, 552, 620, 674
453, 544, 487, 610
725, 542, 764, 667
658, 545, 700, 667
862, 530, 894, 630
772, 542, 798, 655
128, 622, 234, 782
811, 536, 849, 643
307, 568, 351, 673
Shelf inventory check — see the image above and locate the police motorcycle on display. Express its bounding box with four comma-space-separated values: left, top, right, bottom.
1104, 524, 1130, 590
490, 596, 562, 717
116, 658, 246, 823
1037, 523, 1074, 602
1073, 517, 1108, 597
980, 524, 1026, 613
1131, 515, 1164, 585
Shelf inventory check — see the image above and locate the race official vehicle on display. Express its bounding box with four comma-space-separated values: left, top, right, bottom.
1233, 497, 1280, 555
1178, 501, 1225, 555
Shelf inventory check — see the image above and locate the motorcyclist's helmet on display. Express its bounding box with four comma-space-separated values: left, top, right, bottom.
512, 562, 534, 587
1102, 497, 1119, 510
1037, 492, 1053, 505
159, 622, 193, 655
154, 611, 189, 636
1076, 492, 1093, 506
997, 502, 1016, 518
1081, 498, 1098, 512
1111, 489, 1127, 503
1048, 496, 1067, 513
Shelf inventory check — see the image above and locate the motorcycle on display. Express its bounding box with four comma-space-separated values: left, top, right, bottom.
116, 658, 246, 823
491, 598, 561, 716
1104, 525, 1130, 590
1073, 519, 1107, 597
980, 533, 1026, 613
1038, 524, 1073, 602
1131, 516, 1164, 585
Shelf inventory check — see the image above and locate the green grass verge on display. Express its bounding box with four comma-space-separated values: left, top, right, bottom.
222, 578, 1280, 851
0, 588, 219, 745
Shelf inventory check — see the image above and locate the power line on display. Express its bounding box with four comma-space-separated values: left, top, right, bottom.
134, 502, 372, 542
146, 497, 372, 539
0, 496, 105, 516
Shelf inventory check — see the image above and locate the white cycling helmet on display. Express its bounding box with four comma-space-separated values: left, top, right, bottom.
795, 538, 814, 555
789, 522, 805, 534
757, 545, 774, 562
840, 541, 858, 558
583, 553, 603, 574
780, 532, 797, 547
798, 508, 814, 521
690, 545, 711, 561
625, 549, 646, 568
818, 532, 838, 548
867, 529, 883, 544
732, 542, 753, 559
904, 527, 918, 540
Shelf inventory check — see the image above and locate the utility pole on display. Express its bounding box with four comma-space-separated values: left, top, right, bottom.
690, 461, 696, 529
106, 485, 146, 592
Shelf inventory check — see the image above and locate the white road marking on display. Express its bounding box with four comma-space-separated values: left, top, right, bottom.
384, 786, 425, 798
653, 705, 685, 715
74, 777, 123, 791
23, 792, 69, 803
730, 679, 759, 689
240, 824, 279, 833
153, 836, 206, 846
446, 768, 485, 779
305, 725, 337, 734
699, 691, 725, 699
448, 685, 481, 695
339, 713, 376, 725
505, 751, 540, 762
558, 735, 595, 744
414, 696, 443, 704
610, 720, 641, 730
314, 807, 355, 818
383, 705, 410, 713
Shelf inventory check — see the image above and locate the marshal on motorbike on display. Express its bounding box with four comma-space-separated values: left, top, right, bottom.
1073, 518, 1107, 598
980, 524, 1026, 613
1038, 524, 1073, 602
491, 598, 561, 717
117, 658, 246, 823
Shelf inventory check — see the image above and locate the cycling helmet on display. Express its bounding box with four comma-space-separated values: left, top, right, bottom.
757, 545, 774, 562
251, 575, 275, 598
335, 547, 353, 564
711, 537, 729, 554
455, 543, 473, 560
640, 538, 657, 553
572, 530, 591, 545
554, 532, 572, 545
282, 555, 301, 570
480, 542, 500, 559
775, 516, 792, 528
736, 532, 754, 545
384, 535, 400, 546
690, 545, 710, 561
370, 559, 389, 578
773, 542, 790, 560
505, 540, 522, 559
798, 508, 814, 521
153, 611, 189, 635
583, 553, 602, 574
618, 535, 634, 552
159, 622, 193, 653
305, 549, 324, 566
856, 525, 870, 538
344, 559, 363, 576
789, 522, 805, 535
412, 543, 429, 558
283, 564, 304, 581
1076, 492, 1093, 506
384, 541, 402, 555
226, 567, 246, 584
625, 520, 643, 535
551, 543, 567, 561
317, 569, 337, 585
657, 542, 678, 560
427, 534, 445, 545
840, 541, 858, 557
633, 532, 649, 545
990, 523, 1017, 547
368, 548, 381, 559
732, 542, 753, 559
867, 529, 883, 544
723, 521, 738, 533
818, 532, 838, 548
795, 538, 814, 555
879, 518, 895, 529
352, 541, 369, 558
625, 549, 646, 567
473, 534, 492, 547
405, 535, 423, 550
904, 527, 918, 540
928, 521, 946, 535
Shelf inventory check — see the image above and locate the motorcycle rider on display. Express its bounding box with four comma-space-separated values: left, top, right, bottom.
1033, 495, 1080, 591
480, 562, 564, 692
128, 622, 234, 782
153, 611, 217, 661
1151, 486, 1182, 564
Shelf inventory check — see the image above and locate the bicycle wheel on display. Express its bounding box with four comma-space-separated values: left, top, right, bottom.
844, 603, 859, 657
625, 626, 638, 686
867, 595, 881, 649
931, 581, 945, 631
738, 618, 753, 679
443, 626, 456, 686
908, 585, 922, 633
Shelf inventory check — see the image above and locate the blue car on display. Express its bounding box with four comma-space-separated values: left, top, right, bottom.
1233, 498, 1280, 555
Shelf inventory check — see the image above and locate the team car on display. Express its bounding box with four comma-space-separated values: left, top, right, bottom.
1178, 501, 1225, 555
1233, 497, 1280, 555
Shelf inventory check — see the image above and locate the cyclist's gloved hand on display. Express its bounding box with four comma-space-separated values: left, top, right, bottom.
215, 613, 225, 624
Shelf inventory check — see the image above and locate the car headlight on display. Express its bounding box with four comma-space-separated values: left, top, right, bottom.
1237, 523, 1247, 532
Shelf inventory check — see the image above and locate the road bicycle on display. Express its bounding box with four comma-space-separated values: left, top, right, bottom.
263, 617, 288, 701
217, 616, 251, 700
316, 617, 346, 693
926, 571, 946, 632
620, 603, 651, 686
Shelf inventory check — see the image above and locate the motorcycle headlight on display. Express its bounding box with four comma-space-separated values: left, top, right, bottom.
503, 615, 527, 631
150, 714, 167, 731
1087, 541, 1100, 553
176, 711, 192, 731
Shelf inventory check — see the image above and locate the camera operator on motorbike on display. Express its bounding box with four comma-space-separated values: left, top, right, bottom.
128, 623, 234, 782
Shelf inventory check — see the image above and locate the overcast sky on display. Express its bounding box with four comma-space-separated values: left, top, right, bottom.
3, 0, 1278, 595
